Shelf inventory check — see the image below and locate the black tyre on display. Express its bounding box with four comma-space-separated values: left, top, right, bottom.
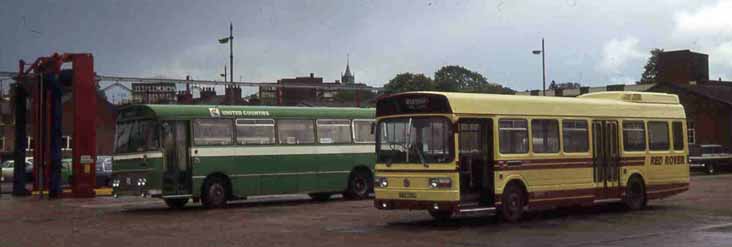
428, 210, 453, 221
624, 176, 646, 210
202, 177, 228, 209
343, 170, 371, 200
309, 193, 332, 201
164, 198, 189, 209
706, 163, 716, 175
500, 183, 526, 223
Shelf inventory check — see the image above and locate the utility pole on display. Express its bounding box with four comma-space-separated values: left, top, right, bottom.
532, 38, 547, 96
229, 22, 234, 84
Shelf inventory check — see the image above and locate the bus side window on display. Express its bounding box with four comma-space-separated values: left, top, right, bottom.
353, 120, 376, 143
193, 119, 234, 146
622, 121, 646, 151
317, 119, 352, 144
499, 119, 528, 154
277, 119, 315, 144
562, 120, 589, 153
648, 121, 670, 151
531, 119, 560, 153
236, 119, 275, 145
672, 121, 684, 151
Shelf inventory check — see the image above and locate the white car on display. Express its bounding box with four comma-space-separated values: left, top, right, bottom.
0, 158, 34, 183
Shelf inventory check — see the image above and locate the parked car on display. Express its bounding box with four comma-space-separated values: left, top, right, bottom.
96, 156, 113, 187
0, 158, 33, 183
689, 144, 732, 174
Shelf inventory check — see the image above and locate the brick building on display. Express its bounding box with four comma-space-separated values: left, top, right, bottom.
132, 82, 176, 104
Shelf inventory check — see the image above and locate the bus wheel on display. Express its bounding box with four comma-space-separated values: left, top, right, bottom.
343, 170, 371, 200
428, 210, 453, 221
624, 176, 646, 210
309, 193, 332, 201
500, 183, 526, 223
706, 163, 716, 175
202, 177, 228, 209
164, 198, 189, 209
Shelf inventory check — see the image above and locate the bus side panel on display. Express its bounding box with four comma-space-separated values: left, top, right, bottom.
317, 152, 374, 192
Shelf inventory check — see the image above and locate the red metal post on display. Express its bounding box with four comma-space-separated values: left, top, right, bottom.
70, 54, 96, 197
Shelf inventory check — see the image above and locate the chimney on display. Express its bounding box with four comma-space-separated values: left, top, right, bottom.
200, 87, 216, 100
224, 85, 243, 105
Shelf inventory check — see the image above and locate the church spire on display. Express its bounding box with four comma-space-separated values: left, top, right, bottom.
341, 53, 355, 84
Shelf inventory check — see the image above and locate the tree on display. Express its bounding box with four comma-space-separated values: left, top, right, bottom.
638, 48, 664, 84
434, 65, 514, 94
383, 73, 436, 94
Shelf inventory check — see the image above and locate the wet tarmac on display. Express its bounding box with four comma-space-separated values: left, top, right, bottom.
1, 173, 731, 247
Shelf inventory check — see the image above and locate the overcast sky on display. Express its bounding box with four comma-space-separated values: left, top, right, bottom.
1, 0, 731, 91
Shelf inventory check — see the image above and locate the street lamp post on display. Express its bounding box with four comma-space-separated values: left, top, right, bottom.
532, 38, 546, 96
218, 23, 234, 83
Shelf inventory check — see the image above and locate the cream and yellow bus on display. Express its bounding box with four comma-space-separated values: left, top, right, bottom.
373, 91, 689, 221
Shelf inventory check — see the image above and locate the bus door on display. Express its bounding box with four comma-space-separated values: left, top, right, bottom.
161, 121, 193, 196
592, 120, 620, 200
457, 118, 493, 206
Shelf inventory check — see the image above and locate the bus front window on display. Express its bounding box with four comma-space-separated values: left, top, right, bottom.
114, 120, 160, 154
377, 117, 453, 164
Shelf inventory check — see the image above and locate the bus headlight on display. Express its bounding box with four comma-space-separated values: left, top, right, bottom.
429, 177, 452, 189
137, 178, 147, 187
375, 177, 388, 188
112, 179, 120, 188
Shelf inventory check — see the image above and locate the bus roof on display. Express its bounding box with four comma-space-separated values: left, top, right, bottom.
118, 104, 375, 121
377, 91, 686, 119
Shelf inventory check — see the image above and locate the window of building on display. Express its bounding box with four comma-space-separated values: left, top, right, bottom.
499, 119, 528, 154
193, 119, 234, 145
0, 136, 5, 151
278, 119, 315, 144
687, 121, 695, 144
623, 121, 646, 151
531, 119, 560, 153
563, 120, 589, 152
317, 119, 352, 144
672, 121, 684, 151
648, 121, 670, 150
61, 136, 72, 150
352, 120, 375, 143
235, 119, 275, 145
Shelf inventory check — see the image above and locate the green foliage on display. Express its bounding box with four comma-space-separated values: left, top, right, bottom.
383, 73, 436, 94
638, 48, 664, 84
434, 65, 514, 94
548, 81, 581, 90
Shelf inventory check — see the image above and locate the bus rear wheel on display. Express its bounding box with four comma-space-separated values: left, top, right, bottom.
202, 177, 228, 209
624, 176, 646, 210
164, 198, 189, 209
343, 170, 371, 200
500, 183, 526, 223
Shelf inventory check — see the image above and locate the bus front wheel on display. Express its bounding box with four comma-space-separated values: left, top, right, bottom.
500, 183, 526, 223
164, 198, 189, 209
202, 177, 229, 209
343, 170, 371, 200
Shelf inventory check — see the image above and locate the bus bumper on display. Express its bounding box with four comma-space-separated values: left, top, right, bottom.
374, 189, 459, 211
374, 199, 459, 211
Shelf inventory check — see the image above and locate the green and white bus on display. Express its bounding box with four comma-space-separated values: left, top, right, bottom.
111, 105, 376, 209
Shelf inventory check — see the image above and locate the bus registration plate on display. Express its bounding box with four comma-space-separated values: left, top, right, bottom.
398, 192, 417, 199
